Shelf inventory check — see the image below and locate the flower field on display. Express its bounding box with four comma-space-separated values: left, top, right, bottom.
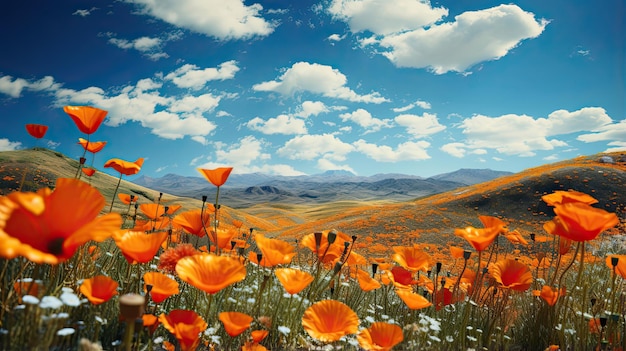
0, 106, 625, 350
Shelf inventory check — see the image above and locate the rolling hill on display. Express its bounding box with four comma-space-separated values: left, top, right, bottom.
1, 148, 624, 259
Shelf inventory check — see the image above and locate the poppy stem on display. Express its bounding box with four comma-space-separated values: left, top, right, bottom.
109, 173, 123, 213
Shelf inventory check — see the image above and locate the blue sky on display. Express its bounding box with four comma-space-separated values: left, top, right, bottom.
0, 0, 624, 180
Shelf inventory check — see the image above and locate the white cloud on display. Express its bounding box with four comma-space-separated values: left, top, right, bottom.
441, 107, 611, 158
577, 117, 625, 143
332, 2, 547, 74
353, 139, 430, 161
169, 94, 221, 114
394, 100, 432, 112
165, 61, 240, 89
327, 33, 345, 42
72, 7, 97, 17
0, 138, 21, 151
296, 101, 329, 117
278, 133, 354, 161
317, 157, 355, 173
328, 0, 447, 35
126, 0, 276, 40
339, 108, 392, 132
604, 141, 626, 153
440, 142, 466, 158
247, 114, 307, 135
253, 62, 389, 103
394, 113, 446, 138
0, 76, 60, 98
379, 4, 548, 73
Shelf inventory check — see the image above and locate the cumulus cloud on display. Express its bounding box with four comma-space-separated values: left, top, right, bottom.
0, 138, 21, 151
165, 61, 240, 89
72, 7, 98, 17
278, 133, 354, 161
328, 0, 447, 35
441, 107, 616, 158
317, 157, 355, 173
329, 1, 548, 74
126, 0, 276, 40
0, 76, 60, 98
577, 116, 626, 143
392, 99, 431, 113
353, 139, 430, 161
339, 108, 392, 132
395, 113, 446, 138
296, 101, 329, 117
253, 62, 389, 103
247, 114, 307, 135
379, 4, 548, 73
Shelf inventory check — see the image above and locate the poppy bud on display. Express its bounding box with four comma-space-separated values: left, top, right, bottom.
333, 261, 343, 275
600, 316, 607, 328
351, 235, 357, 242
611, 256, 619, 267
436, 262, 442, 274
145, 284, 153, 294
314, 232, 323, 252
230, 240, 236, 250
202, 195, 207, 202
371, 263, 378, 277
463, 250, 472, 260
249, 228, 254, 235
158, 193, 163, 201
163, 206, 169, 215
328, 230, 337, 244
530, 233, 536, 241
130, 195, 135, 201
119, 294, 145, 321
79, 157, 86, 165
256, 252, 263, 263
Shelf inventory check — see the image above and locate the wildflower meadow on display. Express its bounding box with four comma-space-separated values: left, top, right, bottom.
1, 106, 625, 351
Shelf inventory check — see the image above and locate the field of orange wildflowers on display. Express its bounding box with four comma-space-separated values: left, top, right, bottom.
0, 106, 625, 351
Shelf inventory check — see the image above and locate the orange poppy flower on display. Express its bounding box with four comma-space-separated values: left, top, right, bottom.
251, 330, 268, 343
390, 266, 415, 287
64, 106, 107, 135
300, 230, 351, 263
392, 245, 431, 272
166, 204, 182, 215
197, 167, 233, 187
533, 285, 565, 306
77, 138, 107, 153
302, 300, 359, 342
558, 237, 572, 255
478, 215, 508, 233
210, 228, 239, 250
104, 157, 145, 176
219, 311, 254, 337
545, 202, 619, 242
143, 271, 180, 303
175, 253, 246, 294
275, 268, 314, 295
118, 193, 138, 205
172, 209, 210, 236
356, 268, 381, 292
489, 258, 533, 292
25, 124, 48, 139
357, 322, 404, 351
81, 168, 96, 177
253, 234, 296, 267
542, 190, 598, 206
450, 246, 465, 259
114, 231, 168, 264
0, 178, 122, 264
140, 203, 166, 220
79, 275, 119, 305
395, 288, 432, 310
232, 219, 244, 229
504, 230, 528, 245
158, 243, 200, 274
143, 313, 160, 334
454, 225, 500, 252
159, 310, 208, 351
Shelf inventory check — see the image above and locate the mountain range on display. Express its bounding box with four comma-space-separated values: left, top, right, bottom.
134, 168, 513, 208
